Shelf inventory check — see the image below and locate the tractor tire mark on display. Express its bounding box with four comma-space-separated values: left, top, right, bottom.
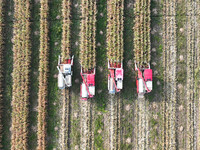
163, 0, 177, 149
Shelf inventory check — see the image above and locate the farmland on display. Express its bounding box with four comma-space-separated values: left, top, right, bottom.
0, 0, 200, 150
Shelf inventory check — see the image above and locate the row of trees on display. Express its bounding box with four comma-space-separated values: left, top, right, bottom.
37, 0, 49, 149
133, 0, 151, 67
11, 0, 31, 149
107, 0, 124, 64
80, 0, 96, 71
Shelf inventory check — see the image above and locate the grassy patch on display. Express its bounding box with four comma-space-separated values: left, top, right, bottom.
47, 0, 62, 149
2, 0, 14, 149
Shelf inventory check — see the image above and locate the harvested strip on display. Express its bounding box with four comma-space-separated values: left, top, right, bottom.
37, 0, 49, 149
136, 97, 149, 149
11, 0, 31, 149
197, 1, 200, 149
133, 0, 151, 67
80, 100, 93, 150
162, 0, 177, 149
61, 0, 71, 61
107, 0, 124, 64
186, 0, 198, 149
60, 89, 71, 149
80, 0, 96, 71
107, 95, 121, 150
0, 0, 3, 148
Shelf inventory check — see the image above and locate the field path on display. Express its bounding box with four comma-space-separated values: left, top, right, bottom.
162, 0, 177, 149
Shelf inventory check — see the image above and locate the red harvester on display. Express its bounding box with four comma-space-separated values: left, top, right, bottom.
108, 60, 124, 94
80, 67, 96, 100
135, 63, 153, 98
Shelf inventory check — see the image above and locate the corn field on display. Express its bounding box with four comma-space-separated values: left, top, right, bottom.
80, 0, 96, 71
37, 0, 49, 149
133, 0, 151, 67
11, 0, 31, 149
0, 0, 199, 149
107, 0, 124, 64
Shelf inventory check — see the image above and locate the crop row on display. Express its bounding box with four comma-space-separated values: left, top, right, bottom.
162, 0, 177, 149
37, 0, 49, 150
107, 0, 124, 64
11, 0, 31, 149
133, 0, 151, 67
61, 0, 71, 61
80, 0, 96, 71
59, 0, 72, 149
0, 0, 3, 148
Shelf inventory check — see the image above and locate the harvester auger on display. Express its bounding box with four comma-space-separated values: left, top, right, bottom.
135, 63, 153, 98
80, 67, 96, 100
57, 55, 74, 89
108, 60, 124, 94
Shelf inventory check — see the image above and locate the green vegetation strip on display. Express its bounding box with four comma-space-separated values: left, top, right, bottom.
0, 0, 3, 148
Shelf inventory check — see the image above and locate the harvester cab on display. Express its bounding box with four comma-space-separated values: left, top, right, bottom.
135, 63, 152, 98
108, 60, 124, 94
80, 67, 96, 100
57, 55, 74, 89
